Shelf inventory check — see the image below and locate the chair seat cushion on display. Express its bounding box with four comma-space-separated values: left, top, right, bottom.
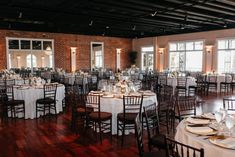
36, 98, 55, 104
117, 112, 138, 123
89, 111, 112, 121
149, 134, 166, 149
76, 107, 93, 113
5, 100, 24, 106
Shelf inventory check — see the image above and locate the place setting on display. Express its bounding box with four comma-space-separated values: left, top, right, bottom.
184, 108, 235, 149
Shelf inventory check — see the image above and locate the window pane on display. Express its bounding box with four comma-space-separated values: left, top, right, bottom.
9, 40, 19, 49
194, 41, 203, 50
229, 40, 235, 49
178, 43, 185, 51
21, 40, 30, 49
43, 41, 52, 50
169, 52, 179, 71
169, 43, 177, 51
218, 40, 226, 49
186, 51, 202, 71
186, 42, 193, 50
32, 41, 42, 50
141, 46, 153, 52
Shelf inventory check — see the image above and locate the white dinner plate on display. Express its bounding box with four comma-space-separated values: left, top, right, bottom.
209, 137, 235, 149
185, 126, 217, 136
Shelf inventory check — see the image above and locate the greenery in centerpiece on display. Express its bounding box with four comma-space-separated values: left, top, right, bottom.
128, 51, 138, 65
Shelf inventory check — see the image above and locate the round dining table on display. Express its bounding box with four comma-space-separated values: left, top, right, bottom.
12, 83, 65, 119
96, 91, 158, 135
175, 119, 235, 157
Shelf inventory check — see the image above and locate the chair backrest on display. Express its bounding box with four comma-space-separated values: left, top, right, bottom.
196, 74, 206, 83
86, 94, 100, 113
177, 76, 187, 87
223, 97, 235, 111
6, 79, 15, 86
135, 114, 144, 157
208, 75, 217, 83
123, 95, 143, 115
158, 74, 168, 85
175, 96, 196, 119
161, 85, 174, 102
43, 84, 57, 100
166, 137, 204, 157
74, 75, 84, 85
144, 103, 160, 140
224, 73, 232, 83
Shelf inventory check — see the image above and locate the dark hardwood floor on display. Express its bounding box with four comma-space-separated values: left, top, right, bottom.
0, 92, 233, 157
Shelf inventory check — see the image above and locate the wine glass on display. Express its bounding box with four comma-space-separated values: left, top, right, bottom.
215, 111, 223, 123
215, 111, 223, 130
225, 116, 235, 136
220, 108, 228, 121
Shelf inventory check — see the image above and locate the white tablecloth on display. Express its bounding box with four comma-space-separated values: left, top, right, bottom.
175, 120, 235, 157
12, 84, 65, 119
99, 93, 157, 135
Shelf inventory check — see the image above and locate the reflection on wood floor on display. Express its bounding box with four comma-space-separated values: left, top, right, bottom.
0, 92, 233, 157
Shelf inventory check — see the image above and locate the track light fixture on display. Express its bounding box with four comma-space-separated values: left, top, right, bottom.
132, 25, 136, 31
150, 10, 157, 17
18, 12, 22, 18
89, 20, 93, 26
223, 22, 227, 28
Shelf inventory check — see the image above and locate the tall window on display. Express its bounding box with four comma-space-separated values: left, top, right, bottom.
217, 39, 235, 73
7, 37, 54, 70
95, 51, 102, 67
141, 46, 154, 71
169, 41, 203, 71
26, 54, 37, 67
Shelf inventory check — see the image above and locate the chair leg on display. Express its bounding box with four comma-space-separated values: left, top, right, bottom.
117, 119, 119, 140
36, 103, 38, 118
121, 122, 125, 146
110, 119, 112, 142
98, 122, 102, 143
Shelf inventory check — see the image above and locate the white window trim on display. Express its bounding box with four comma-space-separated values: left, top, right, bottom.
141, 45, 154, 71
6, 37, 54, 70
168, 40, 204, 71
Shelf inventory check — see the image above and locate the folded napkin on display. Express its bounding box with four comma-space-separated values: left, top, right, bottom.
186, 126, 214, 134
186, 117, 210, 124
218, 138, 235, 148
202, 113, 215, 120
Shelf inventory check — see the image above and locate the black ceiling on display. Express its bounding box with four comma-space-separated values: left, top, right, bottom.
0, 0, 235, 38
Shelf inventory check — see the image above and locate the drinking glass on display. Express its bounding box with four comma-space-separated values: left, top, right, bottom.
220, 108, 228, 121
215, 111, 223, 123
225, 116, 235, 136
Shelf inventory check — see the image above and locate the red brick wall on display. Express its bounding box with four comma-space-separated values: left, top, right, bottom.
0, 29, 132, 72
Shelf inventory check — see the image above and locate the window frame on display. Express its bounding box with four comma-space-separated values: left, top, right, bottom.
168, 40, 204, 72
141, 46, 154, 71
217, 38, 235, 73
6, 37, 54, 70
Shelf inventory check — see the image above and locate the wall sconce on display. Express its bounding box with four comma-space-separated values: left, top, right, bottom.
70, 47, 77, 72
158, 48, 165, 55
41, 56, 45, 60
205, 45, 213, 53
116, 48, 121, 54
16, 55, 21, 59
